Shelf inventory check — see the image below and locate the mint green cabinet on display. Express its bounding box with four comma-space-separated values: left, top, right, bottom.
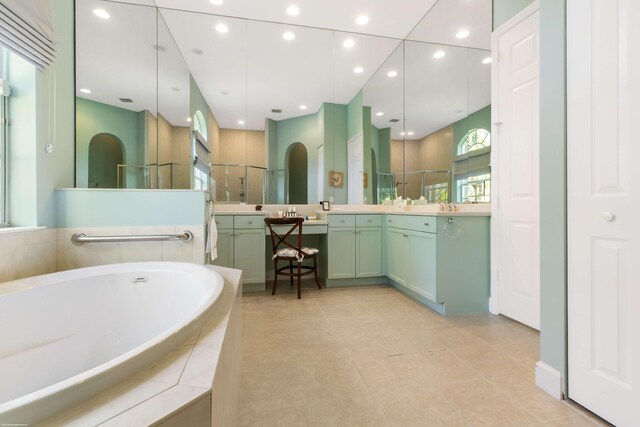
327, 228, 356, 279
407, 230, 437, 301
211, 229, 234, 269
356, 227, 382, 277
233, 229, 265, 284
209, 215, 265, 287
327, 214, 383, 281
386, 228, 409, 286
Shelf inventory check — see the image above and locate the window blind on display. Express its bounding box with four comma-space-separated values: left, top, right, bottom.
0, 0, 55, 70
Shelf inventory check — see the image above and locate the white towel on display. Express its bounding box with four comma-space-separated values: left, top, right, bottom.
206, 212, 218, 262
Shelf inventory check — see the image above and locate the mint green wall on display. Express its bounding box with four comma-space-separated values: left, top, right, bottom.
378, 128, 391, 174
328, 103, 348, 204
190, 75, 209, 137
362, 106, 373, 203
275, 113, 321, 204
75, 98, 141, 188
539, 0, 567, 389
55, 189, 206, 227
493, 0, 535, 29
287, 143, 308, 204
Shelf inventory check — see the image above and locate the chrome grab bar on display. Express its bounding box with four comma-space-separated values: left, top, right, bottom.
71, 231, 193, 246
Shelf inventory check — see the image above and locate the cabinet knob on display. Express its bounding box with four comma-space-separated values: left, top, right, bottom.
368, 219, 372, 222
388, 219, 392, 223
248, 221, 253, 224
603, 211, 616, 222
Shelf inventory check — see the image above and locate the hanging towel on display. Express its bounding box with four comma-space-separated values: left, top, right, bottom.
206, 206, 218, 262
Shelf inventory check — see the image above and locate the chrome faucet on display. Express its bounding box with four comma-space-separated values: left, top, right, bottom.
439, 202, 457, 212
448, 203, 457, 212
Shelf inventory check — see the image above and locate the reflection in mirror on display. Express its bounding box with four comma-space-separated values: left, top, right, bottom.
332, 33, 402, 205
361, 43, 404, 204
156, 11, 191, 189
402, 42, 491, 204
75, 0, 158, 189
403, 41, 469, 203
159, 10, 248, 201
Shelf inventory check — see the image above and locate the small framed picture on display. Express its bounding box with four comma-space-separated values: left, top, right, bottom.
321, 201, 331, 211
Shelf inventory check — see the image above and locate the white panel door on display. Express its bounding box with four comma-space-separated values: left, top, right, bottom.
568, 1, 640, 425
495, 10, 540, 329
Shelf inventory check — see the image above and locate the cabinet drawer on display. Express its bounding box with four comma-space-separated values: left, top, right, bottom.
328, 215, 356, 228
356, 214, 382, 227
213, 215, 233, 229
234, 215, 264, 229
385, 215, 437, 233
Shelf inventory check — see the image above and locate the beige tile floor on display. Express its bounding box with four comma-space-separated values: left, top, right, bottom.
239, 284, 610, 427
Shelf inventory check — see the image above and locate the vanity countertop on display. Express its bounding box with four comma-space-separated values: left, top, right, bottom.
323, 210, 490, 217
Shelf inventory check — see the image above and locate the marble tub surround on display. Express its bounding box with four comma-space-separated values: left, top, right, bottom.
0, 227, 57, 283
56, 225, 206, 270
45, 266, 243, 427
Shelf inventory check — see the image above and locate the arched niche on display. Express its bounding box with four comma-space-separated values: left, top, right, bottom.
286, 142, 308, 204
88, 133, 125, 188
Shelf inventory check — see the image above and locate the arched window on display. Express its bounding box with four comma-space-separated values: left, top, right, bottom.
457, 128, 490, 156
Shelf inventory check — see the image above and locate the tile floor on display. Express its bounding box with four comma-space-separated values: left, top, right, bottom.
239, 284, 609, 427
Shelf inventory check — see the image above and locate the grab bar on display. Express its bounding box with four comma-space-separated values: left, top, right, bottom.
71, 231, 193, 246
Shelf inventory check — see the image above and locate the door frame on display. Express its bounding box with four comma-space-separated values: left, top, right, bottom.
489, 0, 540, 315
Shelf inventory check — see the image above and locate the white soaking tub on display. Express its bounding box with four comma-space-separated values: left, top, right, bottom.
0, 262, 224, 425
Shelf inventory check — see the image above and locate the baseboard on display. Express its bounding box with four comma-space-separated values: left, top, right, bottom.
535, 361, 564, 400
488, 296, 499, 314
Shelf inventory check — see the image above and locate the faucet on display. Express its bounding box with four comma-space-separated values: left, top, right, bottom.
448, 202, 457, 212
439, 202, 456, 212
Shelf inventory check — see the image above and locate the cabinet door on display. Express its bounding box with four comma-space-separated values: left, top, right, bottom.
356, 227, 382, 277
327, 228, 356, 279
407, 231, 437, 302
233, 229, 265, 284
386, 228, 408, 286
211, 229, 234, 268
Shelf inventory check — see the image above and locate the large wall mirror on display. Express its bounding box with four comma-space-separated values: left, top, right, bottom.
75, 0, 492, 205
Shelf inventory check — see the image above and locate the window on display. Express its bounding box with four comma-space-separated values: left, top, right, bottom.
457, 128, 490, 156
456, 173, 491, 204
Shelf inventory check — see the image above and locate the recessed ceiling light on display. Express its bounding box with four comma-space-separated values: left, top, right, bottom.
215, 23, 228, 33
93, 9, 110, 19
299, 105, 307, 110
210, 0, 223, 5
455, 109, 464, 113
80, 88, 91, 94
433, 50, 446, 59
283, 31, 295, 41
287, 5, 300, 16
376, 112, 384, 117
153, 44, 167, 52
400, 132, 406, 136
353, 66, 364, 74
456, 29, 470, 39
192, 48, 204, 55
356, 15, 369, 25
482, 57, 492, 64
387, 70, 398, 78
187, 117, 192, 122
238, 120, 245, 125
407, 131, 414, 136
170, 87, 181, 92
221, 91, 230, 95
343, 38, 355, 48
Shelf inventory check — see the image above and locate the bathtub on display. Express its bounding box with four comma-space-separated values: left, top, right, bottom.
0, 262, 224, 425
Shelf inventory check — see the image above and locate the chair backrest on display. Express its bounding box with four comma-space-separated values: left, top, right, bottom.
264, 217, 304, 255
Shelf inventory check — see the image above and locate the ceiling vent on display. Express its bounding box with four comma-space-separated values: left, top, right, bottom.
119, 98, 133, 103
271, 109, 282, 113
389, 118, 400, 123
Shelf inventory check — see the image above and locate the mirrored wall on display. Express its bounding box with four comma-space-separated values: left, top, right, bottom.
75, 0, 492, 205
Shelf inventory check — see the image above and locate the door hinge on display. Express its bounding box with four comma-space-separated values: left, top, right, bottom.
0, 117, 8, 126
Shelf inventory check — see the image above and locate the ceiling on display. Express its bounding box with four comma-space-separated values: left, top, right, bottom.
76, 0, 492, 138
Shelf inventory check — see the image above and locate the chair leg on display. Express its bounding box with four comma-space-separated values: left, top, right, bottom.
297, 261, 302, 299
289, 260, 294, 288
272, 259, 278, 295
313, 256, 322, 289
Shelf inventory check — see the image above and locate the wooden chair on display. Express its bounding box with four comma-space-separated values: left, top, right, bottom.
264, 217, 322, 299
